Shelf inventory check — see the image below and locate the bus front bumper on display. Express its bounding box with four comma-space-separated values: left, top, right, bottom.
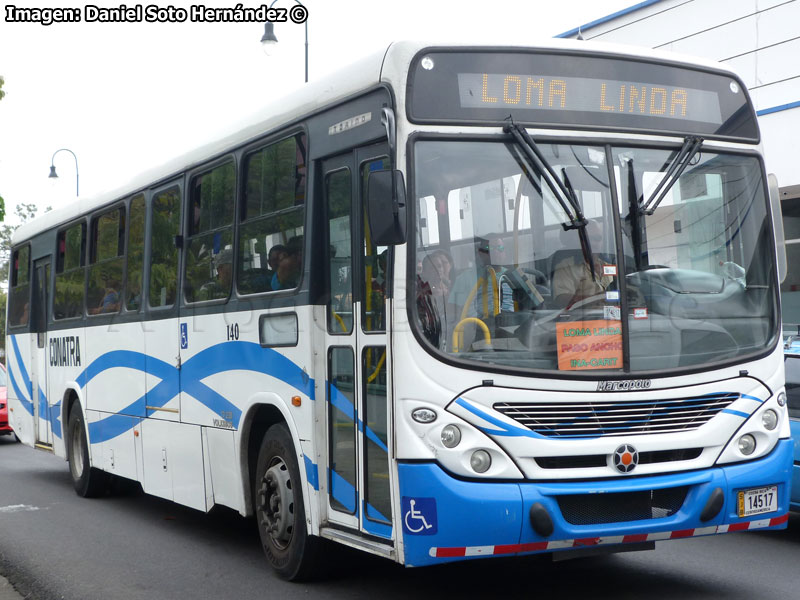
398, 438, 792, 567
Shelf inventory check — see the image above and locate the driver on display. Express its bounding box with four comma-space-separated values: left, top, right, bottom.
552, 220, 615, 308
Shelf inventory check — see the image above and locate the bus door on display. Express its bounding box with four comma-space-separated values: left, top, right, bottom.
322, 145, 394, 540
31, 257, 52, 447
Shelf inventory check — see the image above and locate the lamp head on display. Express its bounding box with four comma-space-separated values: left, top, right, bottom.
261, 22, 278, 55
49, 165, 58, 179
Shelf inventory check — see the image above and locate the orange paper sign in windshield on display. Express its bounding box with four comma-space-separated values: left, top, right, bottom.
556, 319, 623, 371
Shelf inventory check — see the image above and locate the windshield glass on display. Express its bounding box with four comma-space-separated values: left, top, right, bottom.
412, 139, 777, 374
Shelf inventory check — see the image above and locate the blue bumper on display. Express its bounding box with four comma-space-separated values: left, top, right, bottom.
790, 420, 800, 511
398, 438, 792, 567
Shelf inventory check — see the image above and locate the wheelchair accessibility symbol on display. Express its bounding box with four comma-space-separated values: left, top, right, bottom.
401, 497, 437, 535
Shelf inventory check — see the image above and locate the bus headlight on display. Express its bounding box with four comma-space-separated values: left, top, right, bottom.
762, 409, 778, 431
441, 425, 462, 448
738, 434, 756, 456
470, 450, 492, 473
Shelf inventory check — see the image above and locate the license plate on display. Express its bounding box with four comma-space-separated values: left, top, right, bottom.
737, 485, 778, 518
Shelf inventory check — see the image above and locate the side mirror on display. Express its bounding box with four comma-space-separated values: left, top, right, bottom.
367, 169, 406, 245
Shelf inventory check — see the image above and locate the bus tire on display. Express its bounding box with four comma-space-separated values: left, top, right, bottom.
255, 424, 321, 581
67, 405, 106, 498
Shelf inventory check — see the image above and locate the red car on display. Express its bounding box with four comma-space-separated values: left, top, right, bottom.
0, 362, 13, 438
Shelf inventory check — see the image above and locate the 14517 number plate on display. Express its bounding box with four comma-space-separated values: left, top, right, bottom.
737, 485, 778, 518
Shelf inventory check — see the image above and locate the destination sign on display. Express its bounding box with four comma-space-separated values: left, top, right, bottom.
457, 73, 723, 124
408, 50, 759, 141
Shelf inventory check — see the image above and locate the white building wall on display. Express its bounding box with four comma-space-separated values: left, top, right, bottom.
559, 0, 800, 192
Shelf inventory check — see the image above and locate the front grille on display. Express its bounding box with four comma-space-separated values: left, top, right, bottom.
535, 447, 703, 470
557, 487, 689, 525
494, 393, 739, 438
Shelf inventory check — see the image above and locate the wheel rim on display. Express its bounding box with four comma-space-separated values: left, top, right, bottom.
70, 423, 85, 480
257, 457, 295, 550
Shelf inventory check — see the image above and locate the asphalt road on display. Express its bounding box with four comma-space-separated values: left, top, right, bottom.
1, 434, 799, 600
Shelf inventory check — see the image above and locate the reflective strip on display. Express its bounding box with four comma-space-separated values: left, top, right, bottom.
427, 514, 789, 558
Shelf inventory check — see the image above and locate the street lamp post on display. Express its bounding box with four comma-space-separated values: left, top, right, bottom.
261, 0, 308, 83
49, 148, 80, 197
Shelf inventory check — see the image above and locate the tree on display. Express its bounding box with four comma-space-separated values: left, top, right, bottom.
0, 203, 41, 283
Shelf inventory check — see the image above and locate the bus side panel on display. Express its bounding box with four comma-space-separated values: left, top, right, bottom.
6, 333, 35, 446
86, 410, 140, 482
205, 427, 240, 512
177, 309, 315, 441
47, 324, 85, 454
82, 320, 147, 482
84, 321, 147, 419
140, 418, 206, 511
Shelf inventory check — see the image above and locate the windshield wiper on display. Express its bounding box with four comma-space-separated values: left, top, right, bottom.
504, 122, 587, 230
504, 122, 598, 281
641, 136, 703, 215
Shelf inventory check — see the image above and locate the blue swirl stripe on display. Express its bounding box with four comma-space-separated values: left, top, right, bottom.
455, 398, 544, 439
10, 336, 33, 401
8, 337, 33, 416
83, 341, 315, 443
8, 361, 33, 416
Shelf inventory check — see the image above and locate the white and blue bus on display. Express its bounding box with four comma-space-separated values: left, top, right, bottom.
5, 40, 791, 580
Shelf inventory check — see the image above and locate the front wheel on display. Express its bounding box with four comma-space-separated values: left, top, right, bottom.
67, 405, 107, 497
255, 424, 322, 581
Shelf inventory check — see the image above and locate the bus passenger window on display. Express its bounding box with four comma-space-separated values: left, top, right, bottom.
126, 194, 145, 311
238, 133, 306, 295
8, 245, 31, 327
88, 206, 125, 315
54, 223, 86, 320
149, 187, 181, 308
184, 162, 235, 303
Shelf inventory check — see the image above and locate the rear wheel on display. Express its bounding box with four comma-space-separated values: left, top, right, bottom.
67, 405, 107, 497
255, 424, 322, 581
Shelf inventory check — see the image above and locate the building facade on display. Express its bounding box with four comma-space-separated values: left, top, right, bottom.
558, 0, 800, 324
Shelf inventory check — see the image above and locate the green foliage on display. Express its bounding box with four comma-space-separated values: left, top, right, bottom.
0, 75, 5, 102
126, 195, 145, 310
0, 203, 43, 284
149, 188, 180, 307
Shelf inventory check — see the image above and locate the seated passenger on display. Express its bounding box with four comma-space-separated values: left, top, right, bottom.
199, 248, 233, 300
272, 237, 302, 290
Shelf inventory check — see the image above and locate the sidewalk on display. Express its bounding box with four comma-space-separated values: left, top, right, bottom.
0, 575, 23, 600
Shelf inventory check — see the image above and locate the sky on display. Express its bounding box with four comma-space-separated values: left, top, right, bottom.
0, 0, 637, 227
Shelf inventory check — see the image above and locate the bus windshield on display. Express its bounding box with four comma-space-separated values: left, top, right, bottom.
413, 139, 778, 374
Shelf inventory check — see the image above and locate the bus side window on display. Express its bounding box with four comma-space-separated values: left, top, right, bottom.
237, 133, 306, 295
149, 187, 181, 308
87, 206, 125, 315
8, 245, 31, 327
126, 194, 145, 311
184, 161, 235, 303
54, 222, 86, 320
